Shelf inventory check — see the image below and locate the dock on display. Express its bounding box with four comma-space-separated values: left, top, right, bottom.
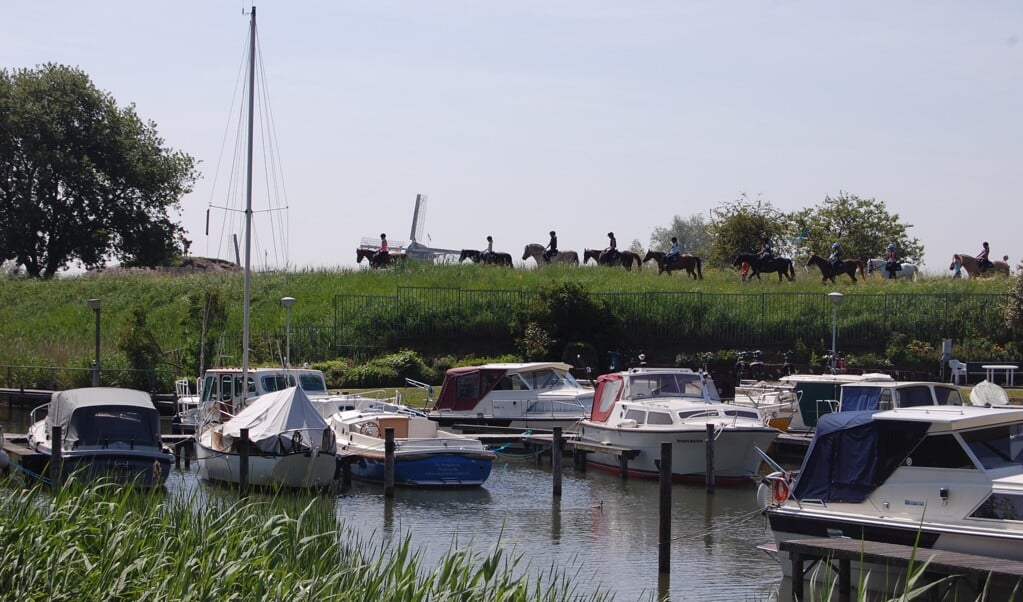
780, 538, 1023, 602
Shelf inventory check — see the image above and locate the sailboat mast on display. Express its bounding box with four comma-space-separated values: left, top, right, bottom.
241, 5, 256, 401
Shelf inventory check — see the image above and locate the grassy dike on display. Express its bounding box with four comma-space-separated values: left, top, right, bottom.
0, 261, 1013, 385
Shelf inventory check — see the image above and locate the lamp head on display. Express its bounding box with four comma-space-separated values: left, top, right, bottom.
828, 292, 843, 306
87, 299, 101, 310
280, 296, 296, 309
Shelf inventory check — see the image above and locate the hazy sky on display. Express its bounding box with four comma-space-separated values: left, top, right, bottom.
4, 2, 1021, 274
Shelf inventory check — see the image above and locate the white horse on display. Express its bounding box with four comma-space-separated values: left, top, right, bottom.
866, 258, 918, 281
522, 243, 579, 265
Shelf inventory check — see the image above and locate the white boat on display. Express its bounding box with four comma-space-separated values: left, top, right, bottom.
27, 387, 173, 487
575, 367, 780, 483
731, 380, 799, 431
758, 405, 1023, 593
195, 386, 336, 488
429, 362, 593, 430
836, 379, 967, 412
329, 407, 495, 487
775, 372, 896, 432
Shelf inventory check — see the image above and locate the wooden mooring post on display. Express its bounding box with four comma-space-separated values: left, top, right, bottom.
384, 427, 395, 498
174, 439, 192, 469
51, 425, 63, 487
658, 441, 671, 574
552, 427, 563, 498
705, 423, 715, 494
239, 428, 249, 498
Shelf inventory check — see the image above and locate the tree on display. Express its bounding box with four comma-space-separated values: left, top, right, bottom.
649, 213, 712, 257
789, 192, 923, 265
707, 194, 794, 268
0, 64, 197, 278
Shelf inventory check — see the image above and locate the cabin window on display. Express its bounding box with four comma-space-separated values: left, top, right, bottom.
878, 390, 892, 411
723, 409, 761, 420
970, 493, 1023, 521
495, 373, 527, 391
234, 376, 255, 397
905, 434, 975, 469
629, 376, 660, 398
624, 409, 646, 424
202, 375, 217, 402
455, 373, 480, 401
596, 380, 623, 415
898, 386, 935, 408
678, 409, 716, 420
647, 411, 673, 425
262, 375, 290, 392
523, 369, 561, 390
933, 387, 964, 406
298, 374, 327, 393
960, 424, 1023, 470
219, 375, 233, 400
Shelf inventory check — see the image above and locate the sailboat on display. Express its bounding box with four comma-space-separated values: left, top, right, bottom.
193, 6, 336, 489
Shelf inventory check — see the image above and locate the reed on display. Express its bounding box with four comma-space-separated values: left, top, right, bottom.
0, 475, 611, 601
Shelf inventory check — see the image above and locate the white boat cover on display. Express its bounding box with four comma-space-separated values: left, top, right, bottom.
221, 386, 334, 453
48, 387, 155, 429
969, 379, 1010, 407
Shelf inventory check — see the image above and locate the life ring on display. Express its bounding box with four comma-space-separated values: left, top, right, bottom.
772, 479, 789, 503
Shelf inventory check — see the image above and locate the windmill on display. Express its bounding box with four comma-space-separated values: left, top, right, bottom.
360, 194, 461, 262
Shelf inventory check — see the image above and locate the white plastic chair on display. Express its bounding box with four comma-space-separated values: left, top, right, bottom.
949, 359, 968, 385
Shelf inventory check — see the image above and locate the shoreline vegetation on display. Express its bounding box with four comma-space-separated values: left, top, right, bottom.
0, 262, 1016, 393
0, 475, 612, 601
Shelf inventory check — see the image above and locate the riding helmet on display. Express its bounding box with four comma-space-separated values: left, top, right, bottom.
550, 230, 556, 236
887, 243, 895, 250
608, 232, 614, 237
832, 242, 840, 249
380, 233, 386, 238
487, 236, 492, 241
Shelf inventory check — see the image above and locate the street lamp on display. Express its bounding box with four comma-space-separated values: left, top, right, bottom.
281, 296, 296, 368
87, 299, 101, 386
828, 292, 843, 374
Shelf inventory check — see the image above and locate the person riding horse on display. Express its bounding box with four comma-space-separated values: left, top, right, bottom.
665, 236, 681, 265
977, 241, 993, 274
827, 242, 842, 270
373, 233, 389, 265
483, 235, 495, 262
603, 232, 619, 264
758, 238, 773, 271
543, 231, 558, 263
884, 243, 900, 279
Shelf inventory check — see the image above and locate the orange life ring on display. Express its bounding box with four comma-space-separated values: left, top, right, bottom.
772, 479, 789, 503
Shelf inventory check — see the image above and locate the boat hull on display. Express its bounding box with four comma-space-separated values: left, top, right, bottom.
194, 435, 336, 489
346, 451, 494, 487
40, 449, 173, 488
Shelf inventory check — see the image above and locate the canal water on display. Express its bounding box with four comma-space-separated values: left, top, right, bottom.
4, 409, 788, 601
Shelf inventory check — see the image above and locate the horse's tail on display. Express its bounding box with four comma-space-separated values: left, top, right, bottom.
695, 256, 703, 279
787, 259, 795, 281
633, 254, 641, 271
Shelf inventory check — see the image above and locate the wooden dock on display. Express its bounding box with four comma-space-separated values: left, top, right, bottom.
781, 538, 1023, 602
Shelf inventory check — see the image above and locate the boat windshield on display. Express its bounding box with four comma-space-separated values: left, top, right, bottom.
520, 368, 576, 390
628, 373, 704, 399
960, 423, 1023, 470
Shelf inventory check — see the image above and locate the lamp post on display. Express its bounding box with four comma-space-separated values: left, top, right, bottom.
828, 292, 843, 374
87, 299, 101, 386
281, 296, 296, 368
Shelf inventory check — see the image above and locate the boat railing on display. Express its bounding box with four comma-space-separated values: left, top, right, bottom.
29, 403, 50, 429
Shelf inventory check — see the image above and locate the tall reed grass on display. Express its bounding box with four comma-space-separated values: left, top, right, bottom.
0, 475, 611, 601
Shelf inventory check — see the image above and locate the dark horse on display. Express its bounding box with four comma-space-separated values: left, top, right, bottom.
731, 253, 795, 282
806, 252, 866, 284
458, 249, 513, 267
356, 247, 406, 268
642, 251, 702, 279
583, 249, 642, 271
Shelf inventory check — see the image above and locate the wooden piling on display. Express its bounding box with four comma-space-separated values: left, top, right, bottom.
384, 427, 395, 498
239, 428, 249, 498
52, 425, 63, 487
552, 427, 563, 497
341, 457, 352, 488
658, 441, 671, 574
705, 423, 715, 494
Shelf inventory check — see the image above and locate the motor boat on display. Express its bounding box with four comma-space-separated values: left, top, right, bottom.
429, 362, 593, 430
837, 379, 967, 412
758, 405, 1023, 590
575, 367, 780, 483
777, 372, 895, 432
195, 386, 337, 489
731, 381, 799, 431
329, 406, 495, 487
26, 387, 174, 487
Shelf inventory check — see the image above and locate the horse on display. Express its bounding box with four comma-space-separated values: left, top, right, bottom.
583, 249, 642, 271
642, 251, 702, 279
356, 247, 406, 268
459, 249, 513, 267
866, 258, 918, 281
522, 243, 579, 265
951, 253, 1010, 278
806, 252, 866, 284
731, 253, 795, 282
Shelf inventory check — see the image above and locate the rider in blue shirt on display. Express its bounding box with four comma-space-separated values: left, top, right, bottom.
827, 242, 842, 268
665, 236, 680, 264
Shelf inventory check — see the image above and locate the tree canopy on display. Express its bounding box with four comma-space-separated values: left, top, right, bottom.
706, 194, 794, 267
0, 64, 197, 278
649, 213, 712, 258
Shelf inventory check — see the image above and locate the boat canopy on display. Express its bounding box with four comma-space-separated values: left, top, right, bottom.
47, 388, 161, 448
792, 411, 929, 503
433, 367, 508, 412
221, 386, 334, 453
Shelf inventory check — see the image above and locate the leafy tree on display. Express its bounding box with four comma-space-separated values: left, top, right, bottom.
118, 306, 164, 391
649, 213, 712, 257
179, 288, 229, 377
707, 194, 794, 267
0, 64, 198, 278
789, 192, 923, 264
1004, 264, 1023, 343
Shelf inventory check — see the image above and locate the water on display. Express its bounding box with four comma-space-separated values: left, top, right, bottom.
5, 409, 786, 601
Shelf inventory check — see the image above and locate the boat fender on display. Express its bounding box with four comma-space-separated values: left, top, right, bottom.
772, 479, 789, 504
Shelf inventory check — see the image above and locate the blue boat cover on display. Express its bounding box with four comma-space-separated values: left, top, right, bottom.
791, 411, 930, 503
838, 386, 883, 412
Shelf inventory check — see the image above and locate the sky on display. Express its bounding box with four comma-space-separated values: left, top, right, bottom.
4, 1, 1021, 274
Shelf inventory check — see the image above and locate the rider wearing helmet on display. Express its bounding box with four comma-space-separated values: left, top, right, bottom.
483, 235, 494, 261
884, 243, 899, 279
604, 232, 619, 263
543, 231, 558, 263
758, 237, 773, 270
373, 233, 389, 264
665, 236, 681, 264
978, 241, 992, 273
827, 242, 842, 268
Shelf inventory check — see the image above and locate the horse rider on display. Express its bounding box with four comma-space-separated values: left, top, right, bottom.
483, 235, 495, 262
758, 237, 773, 270
884, 243, 900, 279
665, 236, 681, 264
977, 241, 993, 274
827, 242, 842, 270
543, 230, 558, 263
604, 232, 619, 262
373, 233, 389, 264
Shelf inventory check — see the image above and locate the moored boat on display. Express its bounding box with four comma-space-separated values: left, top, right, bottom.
27, 387, 173, 487
575, 367, 780, 483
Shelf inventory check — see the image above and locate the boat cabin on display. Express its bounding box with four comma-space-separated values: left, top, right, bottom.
590, 368, 725, 423
838, 381, 966, 412
432, 362, 593, 417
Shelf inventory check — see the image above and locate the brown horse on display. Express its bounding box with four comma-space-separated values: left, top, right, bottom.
642, 251, 702, 279
356, 247, 406, 268
583, 249, 642, 271
806, 252, 865, 283
951, 253, 1010, 278
731, 253, 795, 282
459, 249, 513, 267
522, 243, 579, 265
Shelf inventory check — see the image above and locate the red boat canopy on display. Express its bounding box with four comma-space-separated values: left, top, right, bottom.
433, 367, 509, 412
590, 373, 624, 422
